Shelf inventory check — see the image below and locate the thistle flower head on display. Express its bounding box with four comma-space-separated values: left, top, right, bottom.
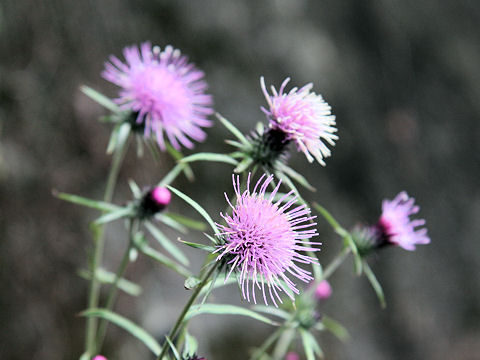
215, 173, 320, 306
102, 42, 213, 150
378, 192, 430, 251
92, 356, 107, 360
261, 77, 338, 165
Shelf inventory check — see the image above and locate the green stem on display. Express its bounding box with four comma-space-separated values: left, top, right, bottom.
156, 264, 218, 360
321, 246, 351, 281
272, 327, 295, 360
85, 139, 129, 356
95, 219, 138, 352
250, 325, 286, 360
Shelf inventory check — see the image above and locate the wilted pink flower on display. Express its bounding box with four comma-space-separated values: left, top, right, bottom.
285, 352, 300, 360
215, 173, 320, 306
314, 280, 332, 300
92, 356, 107, 360
378, 192, 430, 251
261, 77, 338, 165
102, 42, 213, 150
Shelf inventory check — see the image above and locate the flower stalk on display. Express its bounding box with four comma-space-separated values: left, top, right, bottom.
85, 139, 130, 357
156, 263, 218, 360
95, 218, 139, 352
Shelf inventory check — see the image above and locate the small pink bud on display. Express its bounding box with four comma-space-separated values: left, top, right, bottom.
314, 280, 332, 300
92, 356, 107, 360
285, 352, 300, 360
139, 186, 172, 218
151, 186, 172, 206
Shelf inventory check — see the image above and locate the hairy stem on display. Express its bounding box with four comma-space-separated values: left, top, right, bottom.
85, 140, 129, 356
156, 264, 218, 360
95, 219, 138, 351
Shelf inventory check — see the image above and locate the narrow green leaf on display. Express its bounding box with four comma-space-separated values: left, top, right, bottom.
128, 179, 142, 198
312, 203, 346, 235
181, 152, 238, 166
277, 163, 316, 192
54, 191, 121, 212
300, 329, 324, 360
225, 140, 245, 149
79, 352, 89, 360
234, 157, 254, 173
155, 213, 188, 234
216, 112, 250, 146
145, 221, 189, 266
363, 262, 386, 308
80, 85, 120, 113
184, 276, 201, 290
81, 308, 160, 355
164, 212, 207, 231
78, 268, 142, 296
167, 186, 219, 235
116, 122, 131, 151
185, 304, 279, 326
344, 234, 362, 274
204, 233, 219, 244
182, 331, 198, 358
138, 241, 192, 278
166, 143, 194, 181
165, 336, 181, 360
93, 207, 134, 225
252, 305, 291, 320
321, 315, 349, 341
179, 240, 215, 252
158, 163, 187, 187
106, 123, 121, 154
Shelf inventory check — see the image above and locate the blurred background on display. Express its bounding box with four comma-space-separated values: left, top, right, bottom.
1, 0, 479, 359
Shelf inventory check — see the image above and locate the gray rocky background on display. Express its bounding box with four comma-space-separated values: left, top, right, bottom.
1, 0, 479, 359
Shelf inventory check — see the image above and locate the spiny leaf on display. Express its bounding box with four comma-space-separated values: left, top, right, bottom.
81, 308, 160, 355
80, 86, 120, 113
164, 212, 207, 231
321, 315, 349, 341
182, 331, 198, 358
93, 207, 134, 225
78, 268, 142, 296
167, 186, 219, 235
165, 336, 181, 360
145, 221, 189, 266
277, 163, 316, 192
300, 329, 324, 359
185, 304, 279, 326
252, 305, 291, 320
181, 152, 238, 166
363, 261, 386, 308
54, 191, 121, 212
179, 240, 215, 252
155, 213, 188, 234
216, 112, 250, 147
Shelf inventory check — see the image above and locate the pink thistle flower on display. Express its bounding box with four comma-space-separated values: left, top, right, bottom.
215, 173, 320, 306
261, 77, 338, 165
378, 192, 430, 251
314, 279, 332, 300
102, 42, 213, 150
92, 356, 107, 360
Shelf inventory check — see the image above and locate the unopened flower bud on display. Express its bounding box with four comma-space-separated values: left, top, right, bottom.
285, 352, 300, 360
314, 280, 332, 300
138, 186, 171, 218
